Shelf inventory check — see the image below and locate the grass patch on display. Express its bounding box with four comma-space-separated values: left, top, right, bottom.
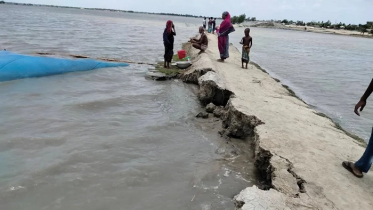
155, 61, 181, 75
154, 52, 192, 75
172, 54, 183, 62
154, 41, 191, 76
154, 54, 186, 76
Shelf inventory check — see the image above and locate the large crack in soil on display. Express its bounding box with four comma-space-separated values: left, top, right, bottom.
179, 65, 309, 209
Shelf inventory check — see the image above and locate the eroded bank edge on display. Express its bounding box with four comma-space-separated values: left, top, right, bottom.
251, 61, 366, 146
176, 41, 366, 209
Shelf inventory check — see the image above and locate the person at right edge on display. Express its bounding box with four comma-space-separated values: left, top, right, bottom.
163, 20, 176, 69
343, 78, 373, 178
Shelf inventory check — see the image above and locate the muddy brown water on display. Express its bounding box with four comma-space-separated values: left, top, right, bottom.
2, 4, 372, 210
0, 5, 256, 210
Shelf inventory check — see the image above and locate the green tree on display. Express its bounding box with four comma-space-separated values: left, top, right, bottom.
359, 24, 368, 34
250, 17, 256, 21
231, 16, 238, 24
296, 21, 305, 26
281, 19, 289, 24
319, 20, 331, 28
367, 21, 373, 29
361, 28, 368, 34
0, 1, 5, 4
345, 24, 358, 31
231, 14, 247, 24
238, 14, 246, 23
360, 27, 368, 34
306, 21, 317, 26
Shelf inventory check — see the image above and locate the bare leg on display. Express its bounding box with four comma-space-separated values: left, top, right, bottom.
164, 60, 167, 68
193, 43, 205, 54
246, 62, 248, 69
192, 43, 202, 50
242, 61, 244, 68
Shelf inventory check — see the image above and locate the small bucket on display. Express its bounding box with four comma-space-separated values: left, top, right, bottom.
177, 50, 186, 60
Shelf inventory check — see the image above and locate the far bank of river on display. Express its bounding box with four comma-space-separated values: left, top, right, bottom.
238, 21, 373, 39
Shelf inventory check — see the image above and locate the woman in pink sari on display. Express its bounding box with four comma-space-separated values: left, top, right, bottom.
217, 11, 235, 62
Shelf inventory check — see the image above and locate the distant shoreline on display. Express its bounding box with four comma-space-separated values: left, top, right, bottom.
242, 21, 373, 39
2, 2, 217, 19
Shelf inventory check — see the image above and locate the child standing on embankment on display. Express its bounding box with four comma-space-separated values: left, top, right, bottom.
239, 28, 252, 69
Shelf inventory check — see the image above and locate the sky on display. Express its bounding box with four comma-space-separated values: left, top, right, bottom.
10, 0, 373, 24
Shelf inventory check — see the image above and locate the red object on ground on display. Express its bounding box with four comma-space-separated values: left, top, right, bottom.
177, 50, 186, 59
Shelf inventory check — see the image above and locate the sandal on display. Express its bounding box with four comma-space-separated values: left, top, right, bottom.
342, 161, 364, 178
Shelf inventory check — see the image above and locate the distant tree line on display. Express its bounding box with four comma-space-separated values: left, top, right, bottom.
230, 14, 256, 24
280, 19, 373, 35
159, 13, 207, 18
247, 17, 256, 21
1, 2, 215, 19
231, 14, 246, 24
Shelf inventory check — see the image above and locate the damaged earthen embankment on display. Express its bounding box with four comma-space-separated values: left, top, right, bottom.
178, 34, 373, 210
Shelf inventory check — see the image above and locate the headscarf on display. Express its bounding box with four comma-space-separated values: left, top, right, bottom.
219, 11, 232, 33
166, 20, 173, 34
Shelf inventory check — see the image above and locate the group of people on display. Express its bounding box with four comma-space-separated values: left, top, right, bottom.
203, 17, 217, 34
163, 11, 373, 181
163, 11, 252, 68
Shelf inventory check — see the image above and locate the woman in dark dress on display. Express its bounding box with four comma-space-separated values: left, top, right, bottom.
163, 20, 176, 68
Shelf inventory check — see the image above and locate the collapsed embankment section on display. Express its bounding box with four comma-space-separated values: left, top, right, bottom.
178, 43, 233, 106
179, 33, 373, 210
178, 40, 305, 209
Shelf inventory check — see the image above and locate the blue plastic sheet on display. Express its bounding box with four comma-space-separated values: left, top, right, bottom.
0, 51, 129, 82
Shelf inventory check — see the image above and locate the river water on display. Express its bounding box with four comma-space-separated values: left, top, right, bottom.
0, 5, 255, 210
0, 4, 372, 210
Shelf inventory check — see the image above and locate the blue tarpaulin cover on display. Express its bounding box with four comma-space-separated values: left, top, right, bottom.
0, 51, 129, 82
